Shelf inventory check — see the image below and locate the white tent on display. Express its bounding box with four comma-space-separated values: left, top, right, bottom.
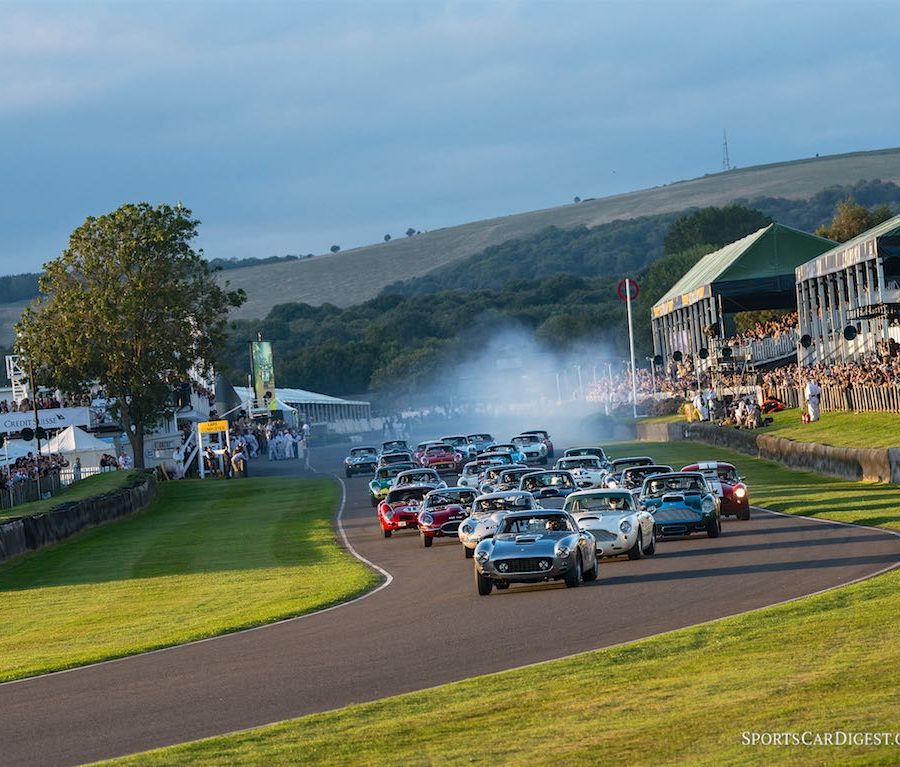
0, 440, 38, 467
41, 426, 114, 469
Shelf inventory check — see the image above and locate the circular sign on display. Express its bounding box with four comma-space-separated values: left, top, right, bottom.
721, 347, 733, 360
35, 427, 47, 441
699, 348, 709, 360
800, 334, 813, 349
843, 325, 858, 341
20, 427, 34, 442
672, 350, 683, 362
616, 279, 640, 302
652, 355, 663, 367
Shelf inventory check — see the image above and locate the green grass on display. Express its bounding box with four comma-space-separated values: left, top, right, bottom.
0, 470, 149, 521
757, 408, 900, 449
0, 477, 377, 682
96, 567, 900, 767
610, 440, 900, 531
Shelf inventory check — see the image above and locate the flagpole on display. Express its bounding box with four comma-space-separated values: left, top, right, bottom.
626, 278, 638, 419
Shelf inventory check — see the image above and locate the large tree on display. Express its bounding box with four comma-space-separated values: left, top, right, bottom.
16, 203, 245, 467
815, 197, 894, 243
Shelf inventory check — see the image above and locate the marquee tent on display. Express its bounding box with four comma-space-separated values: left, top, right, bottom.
40, 425, 114, 469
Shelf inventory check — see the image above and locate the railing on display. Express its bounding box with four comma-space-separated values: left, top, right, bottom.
818, 384, 900, 414
728, 332, 798, 366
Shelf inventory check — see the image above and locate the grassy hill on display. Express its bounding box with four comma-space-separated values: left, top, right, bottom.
222, 147, 900, 319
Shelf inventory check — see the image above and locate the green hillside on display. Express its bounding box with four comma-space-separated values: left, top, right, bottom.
221, 148, 900, 318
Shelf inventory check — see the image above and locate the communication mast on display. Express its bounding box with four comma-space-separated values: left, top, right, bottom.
722, 129, 732, 171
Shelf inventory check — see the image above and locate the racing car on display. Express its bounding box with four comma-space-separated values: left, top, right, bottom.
681, 461, 750, 519
344, 446, 379, 477
417, 487, 479, 547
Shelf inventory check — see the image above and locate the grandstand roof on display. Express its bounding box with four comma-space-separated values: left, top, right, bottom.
796, 213, 900, 281
652, 224, 836, 318
233, 386, 369, 407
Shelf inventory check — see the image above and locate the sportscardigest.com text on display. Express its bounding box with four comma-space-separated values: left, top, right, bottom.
742, 731, 899, 747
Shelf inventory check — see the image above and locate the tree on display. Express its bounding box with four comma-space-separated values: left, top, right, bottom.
384, 234, 391, 242
815, 197, 894, 243
15, 203, 245, 467
330, 244, 341, 253
406, 228, 416, 237
664, 205, 771, 255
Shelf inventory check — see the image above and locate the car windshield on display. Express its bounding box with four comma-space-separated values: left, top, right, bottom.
467, 434, 492, 444
714, 467, 739, 483
443, 437, 467, 447
644, 475, 706, 497
568, 447, 607, 460
624, 466, 670, 484
612, 457, 653, 470
478, 454, 513, 464
463, 461, 492, 476
483, 467, 506, 481
426, 445, 450, 456
386, 489, 427, 504
500, 514, 573, 534
382, 441, 407, 452
474, 495, 534, 513
381, 453, 411, 464
500, 470, 529, 483
377, 465, 411, 479
426, 490, 477, 507
351, 448, 377, 457
566, 494, 634, 513
559, 458, 601, 470
513, 435, 541, 446
521, 473, 575, 491
398, 471, 438, 484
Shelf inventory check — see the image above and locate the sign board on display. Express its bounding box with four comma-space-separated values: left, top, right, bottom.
250, 341, 276, 405
198, 420, 229, 434
0, 407, 91, 435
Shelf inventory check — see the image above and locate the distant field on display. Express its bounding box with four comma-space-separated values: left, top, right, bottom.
222, 147, 900, 318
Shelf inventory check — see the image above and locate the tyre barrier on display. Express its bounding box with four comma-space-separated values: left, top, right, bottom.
0, 473, 157, 564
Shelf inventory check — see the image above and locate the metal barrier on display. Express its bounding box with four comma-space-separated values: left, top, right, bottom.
1, 472, 62, 511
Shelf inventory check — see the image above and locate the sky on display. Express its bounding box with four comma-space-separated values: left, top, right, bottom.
2, 0, 900, 276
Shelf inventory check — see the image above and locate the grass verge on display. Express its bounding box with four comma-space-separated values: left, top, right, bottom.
757, 408, 900, 449
609, 440, 900, 531
95, 567, 900, 767
0, 477, 377, 682
0, 469, 148, 521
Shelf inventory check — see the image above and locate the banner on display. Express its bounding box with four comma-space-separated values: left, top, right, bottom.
0, 407, 91, 435
250, 341, 276, 406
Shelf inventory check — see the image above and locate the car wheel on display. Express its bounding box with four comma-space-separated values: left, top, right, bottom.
383, 529, 392, 538
476, 569, 493, 596
370, 496, 377, 508
564, 554, 582, 588
582, 556, 598, 582
707, 517, 721, 538
627, 531, 643, 560
644, 529, 656, 556
423, 535, 433, 548
738, 505, 751, 521
464, 546, 474, 559
345, 468, 352, 478
495, 582, 509, 590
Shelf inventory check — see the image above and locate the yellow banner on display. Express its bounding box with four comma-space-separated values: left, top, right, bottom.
199, 420, 229, 434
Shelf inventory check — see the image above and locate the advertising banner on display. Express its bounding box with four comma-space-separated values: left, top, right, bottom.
0, 407, 91, 435
250, 341, 276, 405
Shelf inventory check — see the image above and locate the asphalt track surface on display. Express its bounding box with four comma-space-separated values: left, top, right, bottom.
2, 444, 899, 767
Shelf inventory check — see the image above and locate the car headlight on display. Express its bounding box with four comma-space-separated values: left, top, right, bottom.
383, 509, 394, 521
556, 544, 570, 558
734, 487, 746, 499
421, 513, 434, 525
475, 550, 490, 563
701, 498, 715, 514
607, 480, 619, 488
461, 523, 473, 535
619, 519, 632, 534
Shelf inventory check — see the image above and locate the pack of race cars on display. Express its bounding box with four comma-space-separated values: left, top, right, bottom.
346, 431, 750, 595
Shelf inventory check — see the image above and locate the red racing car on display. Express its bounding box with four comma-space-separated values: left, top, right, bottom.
378, 485, 431, 538
417, 487, 478, 547
681, 461, 750, 520
419, 443, 464, 473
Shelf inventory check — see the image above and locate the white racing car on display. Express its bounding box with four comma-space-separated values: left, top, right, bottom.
564, 488, 657, 559
457, 491, 541, 558
554, 455, 607, 488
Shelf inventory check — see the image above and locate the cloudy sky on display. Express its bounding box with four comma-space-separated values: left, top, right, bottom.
2, 0, 899, 274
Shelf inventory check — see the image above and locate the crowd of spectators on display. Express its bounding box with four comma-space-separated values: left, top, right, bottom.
0, 386, 105, 413
722, 312, 798, 348
0, 451, 70, 491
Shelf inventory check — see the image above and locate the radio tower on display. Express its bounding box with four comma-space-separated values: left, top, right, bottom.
722, 129, 732, 171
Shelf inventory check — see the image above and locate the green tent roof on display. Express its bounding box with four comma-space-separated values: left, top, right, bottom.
653, 224, 836, 318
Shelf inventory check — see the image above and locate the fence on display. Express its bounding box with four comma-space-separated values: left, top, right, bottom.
1, 472, 62, 511
730, 332, 798, 365
760, 383, 900, 414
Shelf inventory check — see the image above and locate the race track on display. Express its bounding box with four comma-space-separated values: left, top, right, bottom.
2, 444, 898, 767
